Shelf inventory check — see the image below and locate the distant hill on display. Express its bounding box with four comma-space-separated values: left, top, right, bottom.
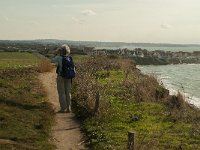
1, 39, 200, 48
33, 39, 200, 47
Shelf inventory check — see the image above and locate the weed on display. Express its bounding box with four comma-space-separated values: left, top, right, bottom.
37, 59, 53, 73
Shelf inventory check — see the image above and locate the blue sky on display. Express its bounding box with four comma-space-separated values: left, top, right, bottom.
0, 0, 200, 44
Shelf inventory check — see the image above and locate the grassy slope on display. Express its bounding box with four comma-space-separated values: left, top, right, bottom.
0, 52, 40, 69
72, 56, 200, 150
0, 52, 55, 150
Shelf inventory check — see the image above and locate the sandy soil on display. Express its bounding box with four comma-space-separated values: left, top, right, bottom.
39, 70, 86, 150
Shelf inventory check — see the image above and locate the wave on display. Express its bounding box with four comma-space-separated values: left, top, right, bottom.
138, 65, 200, 109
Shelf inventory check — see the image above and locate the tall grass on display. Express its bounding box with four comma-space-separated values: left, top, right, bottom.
37, 59, 53, 73
72, 56, 120, 118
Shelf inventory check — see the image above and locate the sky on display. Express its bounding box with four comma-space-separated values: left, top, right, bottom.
0, 0, 200, 44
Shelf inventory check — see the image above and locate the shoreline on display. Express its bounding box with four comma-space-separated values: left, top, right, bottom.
137, 64, 200, 109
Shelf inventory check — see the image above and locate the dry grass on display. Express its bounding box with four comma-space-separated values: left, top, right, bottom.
37, 59, 53, 73
72, 56, 122, 118
167, 91, 187, 109
164, 91, 200, 124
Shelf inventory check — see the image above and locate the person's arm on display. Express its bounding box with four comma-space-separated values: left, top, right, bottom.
51, 48, 60, 64
51, 55, 59, 65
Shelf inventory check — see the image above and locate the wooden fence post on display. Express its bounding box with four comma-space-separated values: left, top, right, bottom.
128, 131, 135, 150
94, 91, 100, 114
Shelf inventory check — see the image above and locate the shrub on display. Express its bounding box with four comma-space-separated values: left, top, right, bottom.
72, 56, 123, 119
37, 59, 53, 73
167, 92, 186, 109
164, 91, 200, 124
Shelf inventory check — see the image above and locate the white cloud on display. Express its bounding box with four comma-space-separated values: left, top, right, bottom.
71, 17, 84, 24
81, 9, 96, 16
0, 14, 9, 22
160, 23, 172, 29
3, 16, 9, 21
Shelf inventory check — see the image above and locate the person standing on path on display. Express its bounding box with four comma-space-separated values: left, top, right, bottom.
51, 44, 74, 113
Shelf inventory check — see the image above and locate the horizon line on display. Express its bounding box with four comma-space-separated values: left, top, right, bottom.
1, 39, 200, 46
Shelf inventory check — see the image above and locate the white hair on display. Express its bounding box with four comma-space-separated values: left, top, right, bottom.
61, 44, 70, 55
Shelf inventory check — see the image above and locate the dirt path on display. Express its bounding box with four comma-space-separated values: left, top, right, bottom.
39, 70, 86, 150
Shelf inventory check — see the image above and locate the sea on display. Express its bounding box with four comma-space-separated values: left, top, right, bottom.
96, 45, 200, 108
95, 46, 200, 52
137, 64, 200, 108
131, 46, 200, 108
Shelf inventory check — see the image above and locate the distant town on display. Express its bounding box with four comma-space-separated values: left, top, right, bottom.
92, 48, 200, 65
1, 40, 200, 65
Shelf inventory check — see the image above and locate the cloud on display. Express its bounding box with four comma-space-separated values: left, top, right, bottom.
0, 14, 10, 24
81, 9, 96, 16
3, 16, 9, 21
71, 17, 84, 24
160, 23, 172, 29
0, 14, 9, 22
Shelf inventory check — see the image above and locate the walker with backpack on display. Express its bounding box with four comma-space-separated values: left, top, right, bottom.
57, 55, 76, 79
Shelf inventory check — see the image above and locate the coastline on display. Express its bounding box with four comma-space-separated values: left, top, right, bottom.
72, 55, 200, 149
137, 64, 200, 109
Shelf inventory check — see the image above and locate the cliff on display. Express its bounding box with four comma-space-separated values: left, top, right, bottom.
71, 55, 200, 150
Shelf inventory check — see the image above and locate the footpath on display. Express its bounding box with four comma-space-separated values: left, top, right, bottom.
39, 70, 86, 150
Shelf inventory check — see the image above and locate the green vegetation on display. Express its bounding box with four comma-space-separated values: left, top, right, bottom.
0, 52, 55, 149
0, 52, 40, 69
72, 56, 200, 150
73, 54, 90, 63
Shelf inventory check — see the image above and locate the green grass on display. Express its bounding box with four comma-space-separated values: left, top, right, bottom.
0, 52, 40, 69
0, 68, 55, 150
72, 56, 200, 150
98, 70, 124, 85
83, 70, 200, 149
91, 99, 198, 149
72, 54, 90, 64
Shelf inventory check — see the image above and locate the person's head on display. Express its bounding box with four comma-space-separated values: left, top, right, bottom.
60, 44, 70, 56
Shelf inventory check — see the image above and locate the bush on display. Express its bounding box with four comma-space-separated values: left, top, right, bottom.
37, 59, 53, 73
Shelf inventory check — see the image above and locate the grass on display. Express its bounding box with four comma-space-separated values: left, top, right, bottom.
0, 69, 55, 150
0, 52, 40, 69
0, 52, 55, 149
72, 56, 200, 150
72, 54, 90, 64
37, 59, 54, 73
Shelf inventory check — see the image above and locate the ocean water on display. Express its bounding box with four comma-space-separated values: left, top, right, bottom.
137, 64, 200, 108
96, 46, 200, 52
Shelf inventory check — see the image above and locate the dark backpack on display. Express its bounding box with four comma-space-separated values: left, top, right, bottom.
60, 56, 76, 79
